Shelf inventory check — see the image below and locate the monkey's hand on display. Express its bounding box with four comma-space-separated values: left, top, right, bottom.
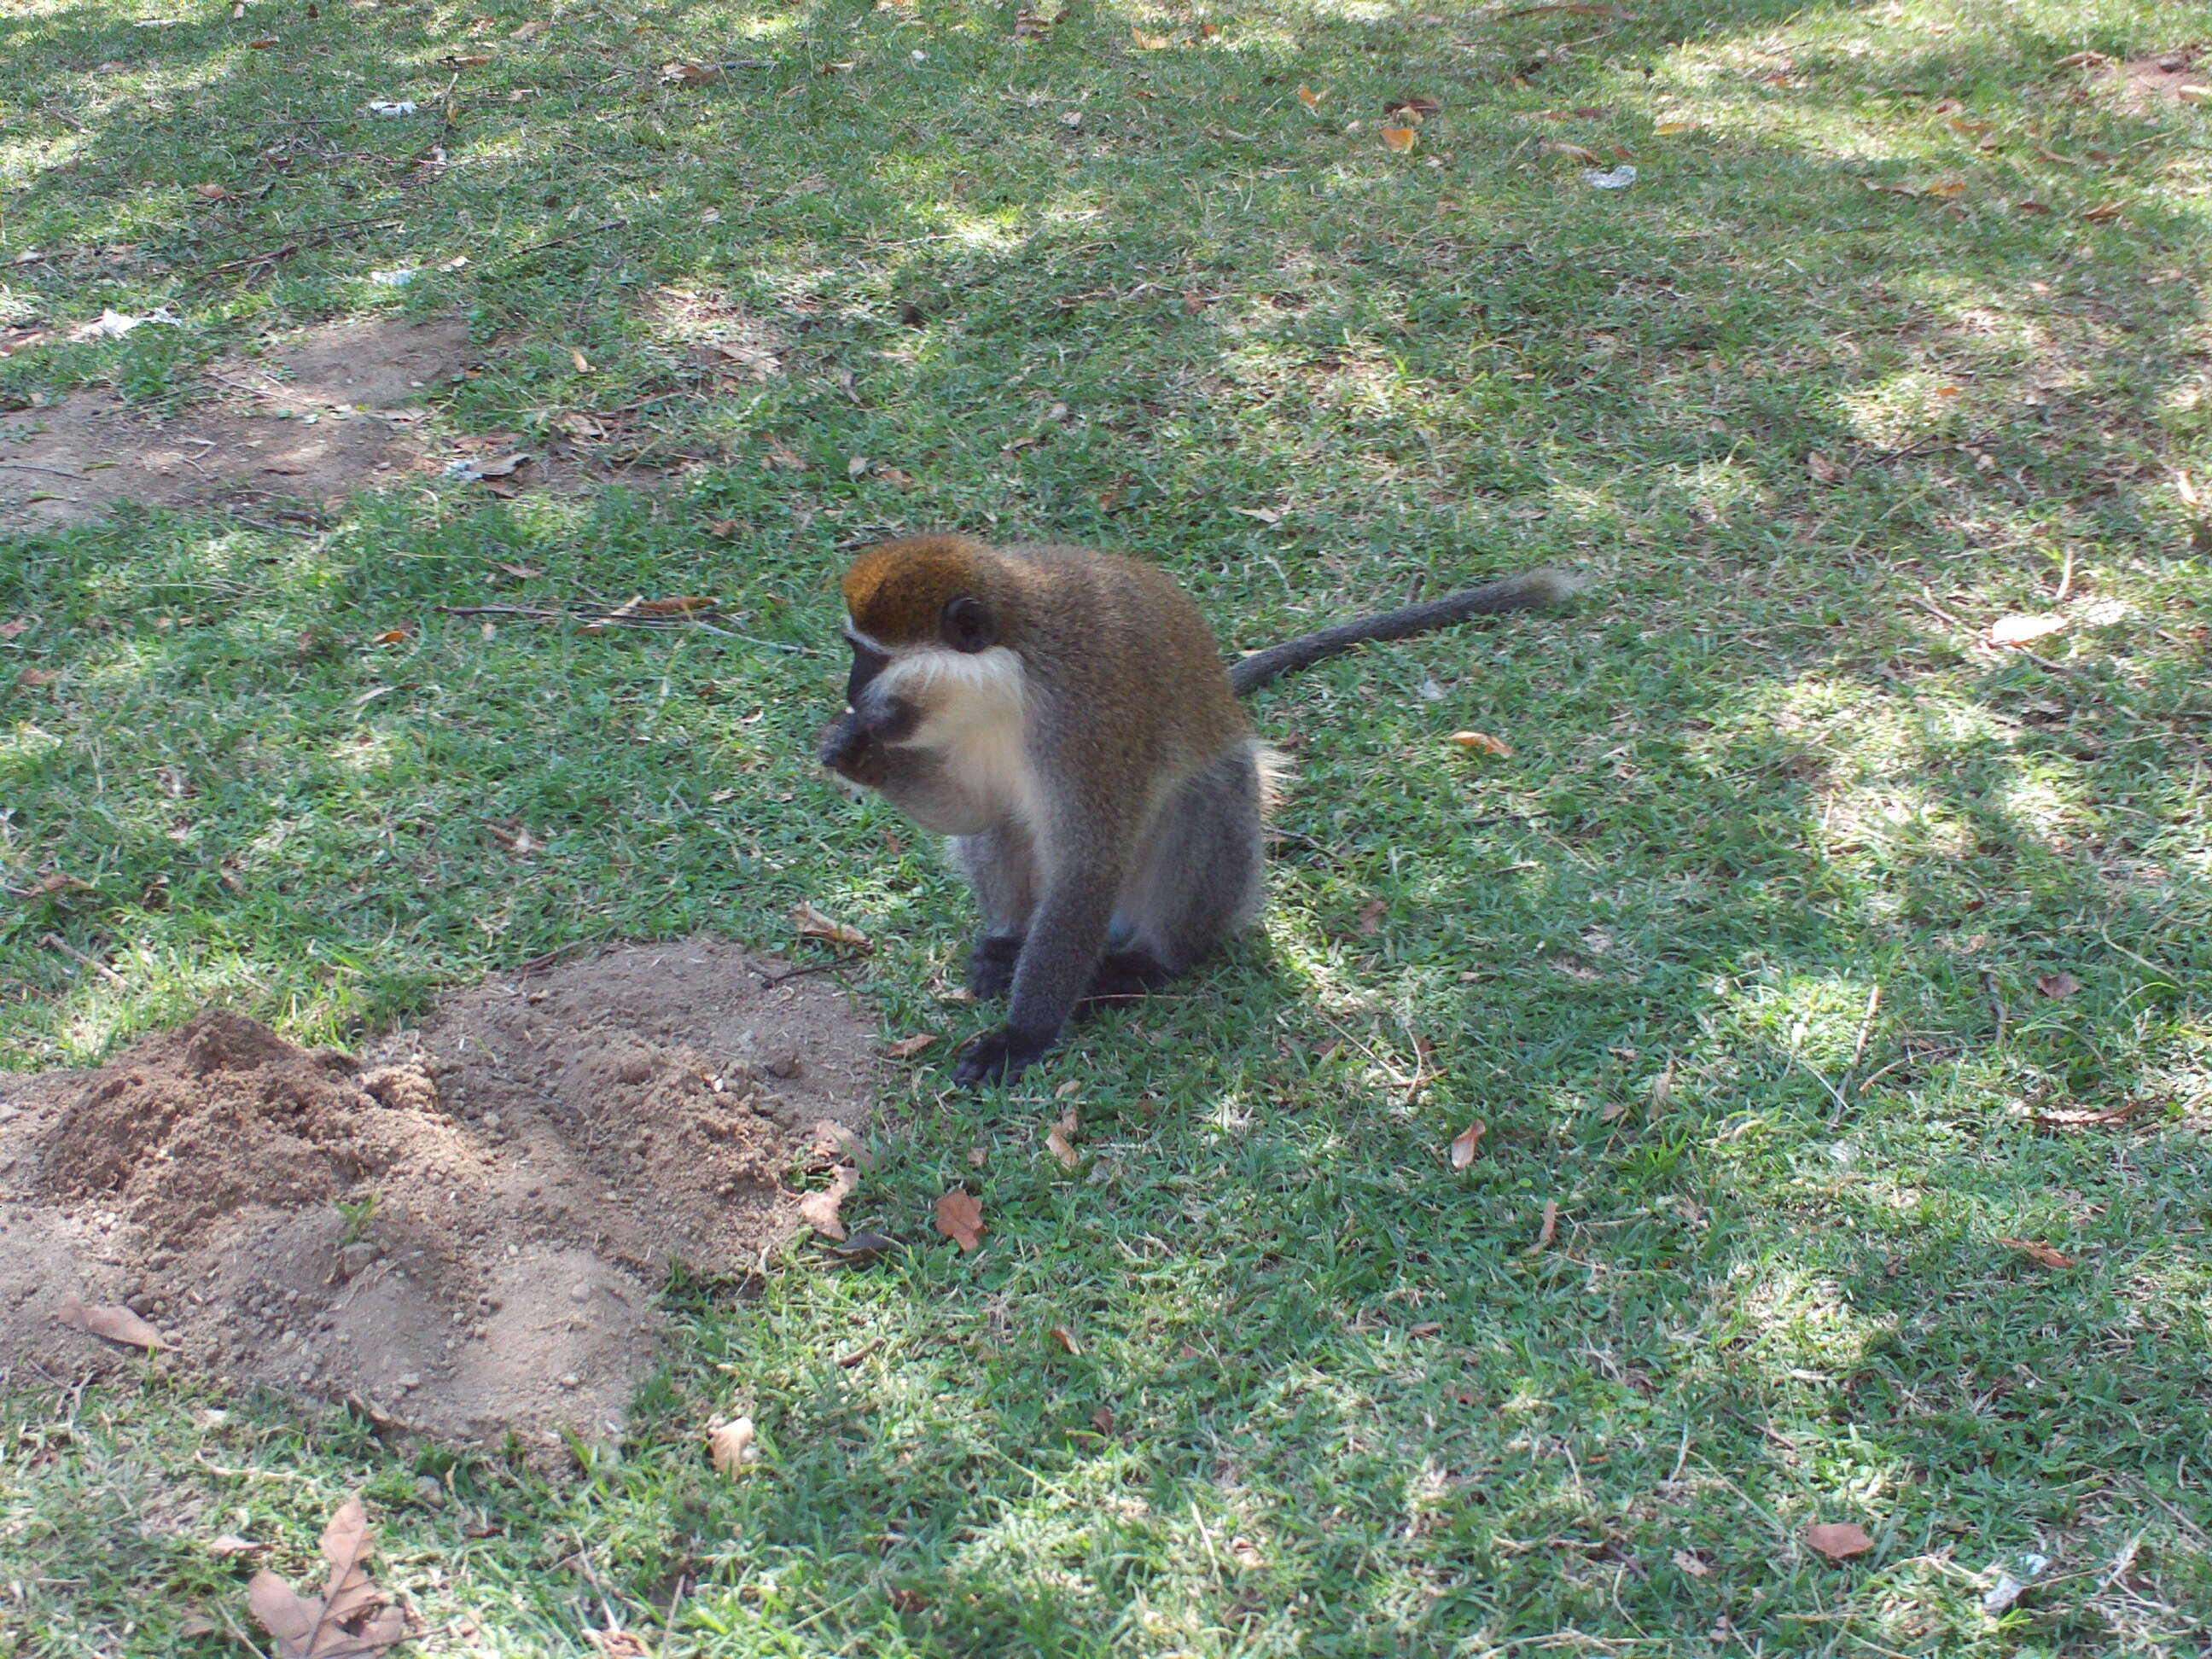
818, 710, 885, 786
952, 1024, 1052, 1088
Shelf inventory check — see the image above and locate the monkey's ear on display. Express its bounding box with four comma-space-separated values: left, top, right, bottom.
940, 596, 997, 654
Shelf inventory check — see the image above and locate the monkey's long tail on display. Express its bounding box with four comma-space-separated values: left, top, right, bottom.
1225, 568, 1581, 696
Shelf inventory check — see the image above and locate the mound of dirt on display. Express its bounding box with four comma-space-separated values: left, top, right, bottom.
0, 318, 469, 530
0, 941, 877, 1458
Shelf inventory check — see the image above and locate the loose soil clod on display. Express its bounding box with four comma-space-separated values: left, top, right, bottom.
0, 940, 876, 1458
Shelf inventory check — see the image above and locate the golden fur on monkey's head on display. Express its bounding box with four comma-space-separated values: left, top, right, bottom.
841, 534, 1004, 646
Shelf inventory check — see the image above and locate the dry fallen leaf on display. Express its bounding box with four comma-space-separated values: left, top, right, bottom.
707, 1416, 759, 1476
1448, 730, 1513, 758
1804, 1522, 1873, 1562
1381, 125, 1418, 153
1297, 84, 1322, 109
370, 628, 409, 646
1996, 1237, 2075, 1269
195, 182, 229, 200
1131, 27, 1175, 49
763, 434, 811, 471
1989, 613, 2064, 647
2034, 972, 2080, 1000
493, 561, 543, 580
511, 18, 551, 38
1807, 451, 1847, 485
486, 820, 538, 856
247, 1496, 406, 1658
55, 1293, 164, 1350
885, 1033, 938, 1060
1672, 1548, 1711, 1577
659, 61, 719, 84
1050, 1324, 1082, 1355
1230, 505, 1283, 525
792, 900, 870, 952
2081, 201, 2123, 223
1448, 1121, 1487, 1169
584, 1633, 655, 1658
1653, 119, 1698, 135
797, 1165, 858, 1241
1526, 1197, 1559, 1254
1541, 139, 1603, 164
1356, 898, 1388, 935
935, 1190, 984, 1252
1045, 1107, 1080, 1170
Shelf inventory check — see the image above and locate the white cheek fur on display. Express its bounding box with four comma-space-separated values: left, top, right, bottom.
870, 646, 1040, 832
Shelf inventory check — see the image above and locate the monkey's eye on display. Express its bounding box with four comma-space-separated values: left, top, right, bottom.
940, 596, 996, 654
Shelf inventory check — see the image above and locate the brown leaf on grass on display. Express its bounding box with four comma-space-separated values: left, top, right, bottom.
1230, 505, 1283, 524
935, 1190, 984, 1252
247, 1496, 405, 1657
792, 900, 870, 952
1989, 613, 2064, 647
1672, 1548, 1711, 1577
14, 667, 58, 689
2081, 201, 2123, 223
707, 1416, 758, 1476
2055, 50, 2111, 68
633, 596, 719, 615
486, 819, 538, 856
1654, 119, 1698, 135
1526, 1198, 1559, 1254
1804, 1522, 1873, 1561
248, 34, 279, 47
1996, 1237, 2075, 1269
1091, 1406, 1115, 1433
1385, 95, 1441, 119
585, 1633, 655, 1658
445, 51, 493, 67
875, 465, 917, 488
797, 1165, 859, 1241
1050, 1324, 1082, 1354
659, 61, 720, 84
1449, 730, 1513, 757
885, 1033, 938, 1060
195, 183, 230, 200
471, 451, 530, 479
705, 519, 744, 538
1131, 27, 1175, 49
55, 1293, 164, 1350
2025, 1099, 2141, 1130
2013, 199, 2052, 214
1356, 899, 1388, 935
492, 562, 543, 580
370, 628, 409, 646
20, 871, 95, 899
1297, 84, 1323, 109
511, 18, 551, 38
0, 616, 35, 638
1381, 125, 1418, 153
1807, 451, 1848, 485
1045, 1107, 1080, 1169
1448, 1121, 1487, 1169
762, 434, 811, 471
1541, 139, 1604, 164
2034, 972, 2080, 1000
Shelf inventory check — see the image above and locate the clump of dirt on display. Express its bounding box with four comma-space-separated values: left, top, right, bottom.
0, 318, 470, 529
0, 940, 877, 1458
2099, 48, 2209, 110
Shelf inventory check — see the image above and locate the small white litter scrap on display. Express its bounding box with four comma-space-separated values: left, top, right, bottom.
1582, 165, 1638, 189
1982, 1551, 2049, 1615
367, 267, 421, 287
69, 306, 183, 341
367, 98, 419, 118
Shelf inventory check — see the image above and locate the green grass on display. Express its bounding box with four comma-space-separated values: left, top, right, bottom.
3, 0, 2210, 1652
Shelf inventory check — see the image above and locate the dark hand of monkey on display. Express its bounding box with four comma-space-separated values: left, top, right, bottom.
818, 710, 875, 777
952, 1023, 1053, 1087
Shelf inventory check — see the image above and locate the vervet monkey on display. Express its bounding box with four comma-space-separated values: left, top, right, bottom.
818, 534, 1579, 1086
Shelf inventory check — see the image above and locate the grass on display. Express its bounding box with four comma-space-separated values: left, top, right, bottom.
3, 0, 2210, 1651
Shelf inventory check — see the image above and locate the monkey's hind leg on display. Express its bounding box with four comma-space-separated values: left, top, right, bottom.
1107, 740, 1265, 992
953, 821, 1040, 998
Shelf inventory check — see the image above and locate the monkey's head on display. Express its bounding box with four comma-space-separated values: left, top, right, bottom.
832, 536, 1020, 754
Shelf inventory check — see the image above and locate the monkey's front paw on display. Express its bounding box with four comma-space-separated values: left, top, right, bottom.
818, 711, 875, 777
952, 1025, 1051, 1088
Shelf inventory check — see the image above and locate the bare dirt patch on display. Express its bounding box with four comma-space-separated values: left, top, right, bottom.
0, 318, 470, 530
0, 940, 877, 1458
2099, 48, 2209, 111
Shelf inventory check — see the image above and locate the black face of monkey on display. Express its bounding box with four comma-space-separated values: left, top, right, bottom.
845, 638, 889, 706
842, 637, 921, 744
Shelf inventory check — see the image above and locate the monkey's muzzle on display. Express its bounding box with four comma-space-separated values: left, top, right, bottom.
818, 710, 881, 783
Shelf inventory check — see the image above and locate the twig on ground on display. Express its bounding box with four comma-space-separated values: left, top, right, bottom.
201, 215, 402, 275
1981, 969, 2007, 1050
40, 933, 122, 982
500, 218, 629, 261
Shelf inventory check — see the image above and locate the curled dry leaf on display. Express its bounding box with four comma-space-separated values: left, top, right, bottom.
2081, 201, 2123, 223
1672, 1549, 1711, 1577
797, 1165, 858, 1241
1541, 139, 1603, 164
1996, 1237, 2074, 1269
1449, 730, 1513, 758
659, 61, 719, 84
1050, 1324, 1082, 1354
1045, 1107, 1080, 1169
1131, 28, 1175, 49
885, 1033, 938, 1060
1804, 1522, 1873, 1562
1989, 614, 2064, 647
1297, 84, 1322, 109
247, 1495, 405, 1658
707, 1416, 759, 1476
1807, 451, 1847, 485
1526, 1197, 1559, 1254
791, 901, 870, 952
935, 1190, 984, 1252
2034, 972, 2080, 1000
1654, 120, 1698, 135
195, 183, 229, 200
55, 1293, 164, 1350
370, 628, 409, 646
1448, 1121, 1487, 1169
1381, 125, 1418, 153
1356, 898, 1387, 935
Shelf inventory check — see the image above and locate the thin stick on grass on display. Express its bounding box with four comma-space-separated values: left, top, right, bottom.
41, 934, 123, 982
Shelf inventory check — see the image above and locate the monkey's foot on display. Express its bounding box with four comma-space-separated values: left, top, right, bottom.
967, 934, 1023, 999
1076, 949, 1173, 1017
952, 1025, 1052, 1088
